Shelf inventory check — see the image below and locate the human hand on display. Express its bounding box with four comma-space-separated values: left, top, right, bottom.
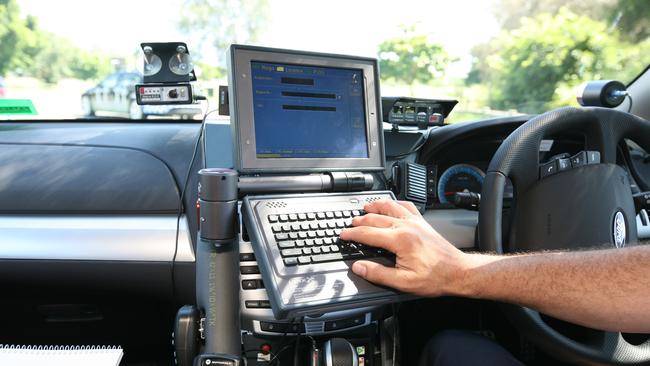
340, 199, 471, 297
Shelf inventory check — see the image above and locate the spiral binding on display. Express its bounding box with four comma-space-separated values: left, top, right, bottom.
0, 345, 122, 354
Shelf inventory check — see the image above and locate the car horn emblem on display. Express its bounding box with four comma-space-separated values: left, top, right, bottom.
613, 211, 626, 248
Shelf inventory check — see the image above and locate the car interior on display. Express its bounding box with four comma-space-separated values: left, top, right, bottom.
1, 2, 650, 366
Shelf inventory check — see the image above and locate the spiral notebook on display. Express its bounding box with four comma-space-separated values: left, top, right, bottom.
0, 345, 123, 366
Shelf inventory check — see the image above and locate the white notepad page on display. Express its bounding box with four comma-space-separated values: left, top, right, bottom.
0, 345, 123, 366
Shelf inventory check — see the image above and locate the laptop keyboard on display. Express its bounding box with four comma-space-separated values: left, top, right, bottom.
267, 209, 392, 266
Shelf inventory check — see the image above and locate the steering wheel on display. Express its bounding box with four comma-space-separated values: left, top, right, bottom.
479, 107, 650, 364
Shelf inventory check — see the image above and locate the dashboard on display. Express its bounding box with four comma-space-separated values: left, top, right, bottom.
419, 118, 589, 207
2, 112, 650, 364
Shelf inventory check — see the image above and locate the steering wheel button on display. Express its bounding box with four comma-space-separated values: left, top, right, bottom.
557, 158, 571, 171
570, 151, 587, 167
540, 161, 558, 178
586, 150, 601, 164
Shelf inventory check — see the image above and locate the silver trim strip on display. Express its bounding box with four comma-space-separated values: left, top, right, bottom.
325, 339, 333, 366
0, 215, 195, 262
423, 209, 477, 249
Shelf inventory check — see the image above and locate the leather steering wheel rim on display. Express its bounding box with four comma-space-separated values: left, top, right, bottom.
478, 107, 650, 365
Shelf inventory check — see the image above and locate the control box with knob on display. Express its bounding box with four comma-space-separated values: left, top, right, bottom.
136, 84, 193, 105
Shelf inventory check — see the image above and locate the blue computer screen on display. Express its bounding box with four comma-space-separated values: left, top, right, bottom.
250, 61, 368, 159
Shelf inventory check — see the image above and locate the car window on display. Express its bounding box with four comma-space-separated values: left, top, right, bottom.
1, 0, 648, 121
118, 74, 140, 87
100, 74, 120, 89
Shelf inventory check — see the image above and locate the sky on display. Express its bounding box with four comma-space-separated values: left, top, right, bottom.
18, 0, 501, 78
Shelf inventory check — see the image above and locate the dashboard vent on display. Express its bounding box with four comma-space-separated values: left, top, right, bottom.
265, 201, 287, 209
304, 321, 324, 334
405, 163, 428, 204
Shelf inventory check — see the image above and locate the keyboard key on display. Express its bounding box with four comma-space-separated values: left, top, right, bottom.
240, 252, 256, 261
312, 253, 343, 263
296, 240, 306, 247
305, 239, 315, 246
318, 222, 328, 230
289, 232, 298, 240
298, 213, 307, 220
284, 257, 298, 266
315, 238, 324, 246
275, 233, 289, 241
272, 225, 283, 233
334, 229, 342, 236
302, 247, 312, 255
352, 210, 361, 216
334, 211, 343, 218
281, 248, 302, 257
291, 224, 301, 231
245, 300, 260, 308
282, 224, 291, 232
268, 215, 279, 223
307, 212, 316, 220
316, 230, 326, 237
325, 229, 334, 237
335, 221, 345, 228
300, 223, 310, 230
322, 246, 331, 253
309, 222, 319, 230
327, 221, 336, 229
324, 237, 333, 245
330, 245, 340, 252
307, 231, 317, 238
279, 214, 289, 222
326, 212, 335, 219
298, 256, 311, 264
342, 211, 351, 218
242, 279, 259, 290
289, 213, 298, 221
312, 247, 322, 254
278, 241, 295, 248
240, 266, 260, 275
317, 212, 326, 219
298, 232, 308, 239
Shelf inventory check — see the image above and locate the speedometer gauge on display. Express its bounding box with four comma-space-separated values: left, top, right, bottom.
437, 164, 485, 204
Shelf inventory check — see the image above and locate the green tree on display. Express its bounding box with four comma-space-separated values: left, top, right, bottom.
377, 27, 454, 93
0, 0, 26, 76
0, 0, 112, 83
493, 0, 613, 31
607, 0, 650, 42
484, 9, 648, 113
14, 30, 112, 84
178, 0, 270, 74
69, 50, 113, 81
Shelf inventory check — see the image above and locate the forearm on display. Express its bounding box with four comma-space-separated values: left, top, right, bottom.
452, 245, 650, 333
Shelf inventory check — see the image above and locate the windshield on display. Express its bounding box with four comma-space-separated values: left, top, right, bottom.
1, 0, 648, 122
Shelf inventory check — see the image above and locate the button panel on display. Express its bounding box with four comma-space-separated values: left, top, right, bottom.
539, 150, 600, 179
259, 321, 306, 333
324, 314, 367, 331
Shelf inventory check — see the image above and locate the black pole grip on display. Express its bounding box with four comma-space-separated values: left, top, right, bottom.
196, 168, 241, 357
